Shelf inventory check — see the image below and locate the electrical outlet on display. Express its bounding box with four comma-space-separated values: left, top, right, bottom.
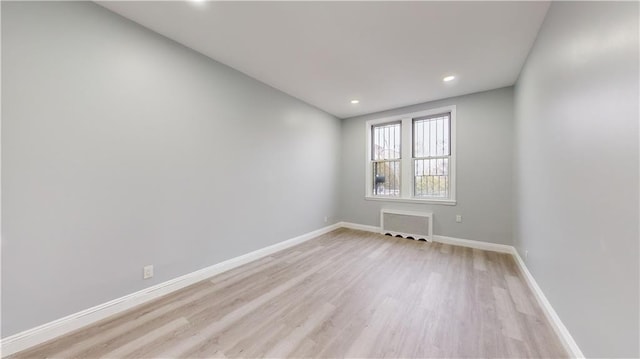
324, 216, 328, 223
455, 215, 462, 223
143, 265, 154, 279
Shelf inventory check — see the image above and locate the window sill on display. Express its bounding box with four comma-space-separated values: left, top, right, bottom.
365, 196, 457, 206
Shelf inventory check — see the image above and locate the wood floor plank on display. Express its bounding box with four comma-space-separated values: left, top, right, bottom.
473, 248, 488, 271
263, 303, 335, 358
10, 229, 568, 359
345, 296, 400, 358
100, 317, 189, 359
367, 240, 393, 259
493, 286, 524, 341
505, 274, 537, 316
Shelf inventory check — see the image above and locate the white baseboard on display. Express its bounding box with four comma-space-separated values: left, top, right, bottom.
337, 221, 381, 233
338, 221, 512, 253
509, 248, 585, 359
0, 223, 341, 357
432, 234, 513, 253
340, 221, 583, 358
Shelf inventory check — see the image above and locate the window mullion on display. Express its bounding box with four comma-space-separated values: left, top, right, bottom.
400, 118, 412, 198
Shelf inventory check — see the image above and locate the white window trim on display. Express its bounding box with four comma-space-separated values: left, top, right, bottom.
364, 105, 457, 205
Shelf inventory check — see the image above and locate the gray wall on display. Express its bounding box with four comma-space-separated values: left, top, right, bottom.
514, 2, 639, 357
340, 87, 514, 245
1, 1, 340, 337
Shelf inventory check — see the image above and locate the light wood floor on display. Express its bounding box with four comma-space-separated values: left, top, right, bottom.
11, 228, 567, 358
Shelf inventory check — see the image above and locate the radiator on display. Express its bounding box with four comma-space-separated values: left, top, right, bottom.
380, 209, 433, 242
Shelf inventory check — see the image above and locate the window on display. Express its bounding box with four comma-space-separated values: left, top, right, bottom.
365, 106, 456, 204
371, 121, 401, 197
413, 113, 450, 198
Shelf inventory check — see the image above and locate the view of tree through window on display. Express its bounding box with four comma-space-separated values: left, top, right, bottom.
371, 122, 401, 196
413, 113, 450, 198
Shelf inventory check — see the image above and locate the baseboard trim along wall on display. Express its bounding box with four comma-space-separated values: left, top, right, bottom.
337, 221, 381, 233
339, 221, 513, 253
1, 221, 584, 358
0, 223, 341, 357
510, 248, 586, 358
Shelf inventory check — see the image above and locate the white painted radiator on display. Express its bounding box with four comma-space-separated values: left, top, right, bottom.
380, 209, 433, 242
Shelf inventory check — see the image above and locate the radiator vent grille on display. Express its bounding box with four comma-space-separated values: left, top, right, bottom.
380, 209, 433, 242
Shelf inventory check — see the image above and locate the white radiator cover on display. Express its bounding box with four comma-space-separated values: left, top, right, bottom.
380, 209, 433, 241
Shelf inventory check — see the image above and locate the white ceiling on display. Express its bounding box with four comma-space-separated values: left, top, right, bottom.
98, 1, 550, 119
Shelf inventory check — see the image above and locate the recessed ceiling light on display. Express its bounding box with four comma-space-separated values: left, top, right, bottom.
443, 75, 456, 82
350, 100, 360, 104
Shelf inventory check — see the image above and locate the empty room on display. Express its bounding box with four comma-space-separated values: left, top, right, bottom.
1, 1, 638, 358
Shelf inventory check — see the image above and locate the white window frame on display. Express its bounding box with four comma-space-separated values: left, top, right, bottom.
364, 105, 457, 205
